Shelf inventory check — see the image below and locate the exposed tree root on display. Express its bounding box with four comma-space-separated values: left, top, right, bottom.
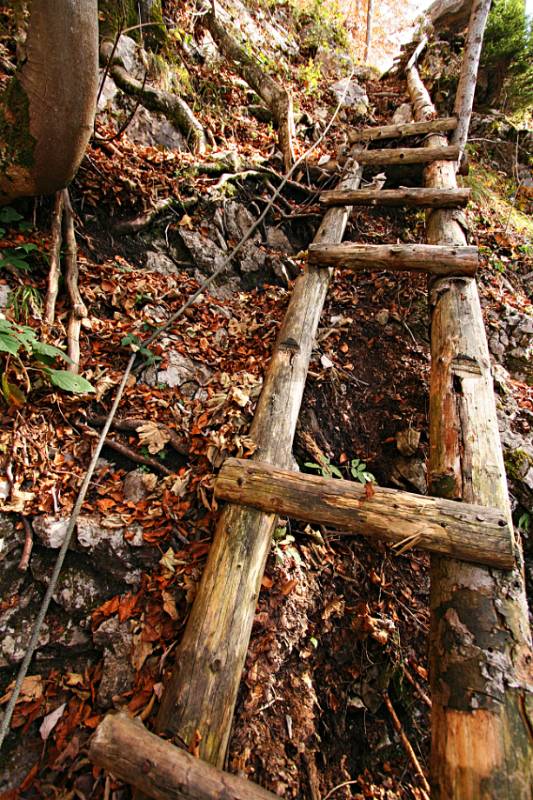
100, 39, 207, 155
203, 3, 295, 170
113, 195, 198, 235
43, 189, 88, 373
44, 190, 65, 325
63, 191, 87, 373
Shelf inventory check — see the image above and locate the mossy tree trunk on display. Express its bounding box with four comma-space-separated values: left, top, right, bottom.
0, 0, 99, 204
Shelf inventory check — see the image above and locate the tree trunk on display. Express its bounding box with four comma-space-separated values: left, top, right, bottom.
153, 158, 364, 767
452, 0, 492, 161
364, 0, 374, 63
308, 243, 478, 276
0, 0, 99, 203
214, 458, 514, 569
204, 4, 295, 170
407, 62, 533, 800
89, 713, 279, 800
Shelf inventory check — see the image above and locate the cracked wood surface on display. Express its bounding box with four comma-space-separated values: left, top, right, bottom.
215, 458, 514, 569
308, 242, 478, 275
319, 187, 470, 208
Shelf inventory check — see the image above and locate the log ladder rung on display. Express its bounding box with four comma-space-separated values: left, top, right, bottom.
308, 242, 478, 276
214, 458, 514, 570
320, 187, 471, 208
354, 144, 460, 166
349, 116, 458, 142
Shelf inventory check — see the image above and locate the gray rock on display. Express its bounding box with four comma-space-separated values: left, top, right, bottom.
0, 284, 10, 309
392, 103, 413, 125
33, 515, 69, 548
124, 105, 186, 150
145, 251, 179, 275
179, 229, 227, 276
396, 429, 421, 457
123, 469, 153, 503
93, 617, 135, 709
266, 227, 295, 253
31, 554, 114, 616
0, 588, 50, 667
330, 79, 369, 113
143, 349, 213, 397
223, 201, 259, 243
390, 456, 427, 495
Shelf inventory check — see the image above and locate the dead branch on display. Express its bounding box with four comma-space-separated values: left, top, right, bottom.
44, 191, 65, 325
80, 423, 173, 475
383, 691, 431, 796
86, 414, 188, 456
18, 517, 33, 572
100, 40, 207, 155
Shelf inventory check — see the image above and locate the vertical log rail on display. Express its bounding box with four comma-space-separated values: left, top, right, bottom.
153, 159, 364, 767
407, 60, 533, 799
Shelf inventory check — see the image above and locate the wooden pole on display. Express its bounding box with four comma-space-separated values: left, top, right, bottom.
308, 243, 478, 276
214, 458, 514, 569
349, 116, 456, 143
320, 187, 470, 208
452, 0, 493, 161
153, 158, 365, 767
354, 144, 459, 166
407, 63, 533, 799
89, 713, 279, 800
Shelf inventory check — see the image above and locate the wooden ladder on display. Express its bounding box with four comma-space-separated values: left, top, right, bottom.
89, 19, 532, 800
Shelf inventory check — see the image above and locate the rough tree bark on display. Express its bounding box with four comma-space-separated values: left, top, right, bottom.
0, 0, 99, 203
203, 2, 295, 170
407, 61, 533, 800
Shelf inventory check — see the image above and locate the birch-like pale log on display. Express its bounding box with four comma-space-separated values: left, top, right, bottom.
308, 242, 478, 275
452, 0, 492, 161
349, 116, 457, 142
153, 158, 365, 768
320, 187, 470, 208
89, 713, 278, 800
214, 459, 514, 569
407, 63, 533, 800
354, 144, 459, 165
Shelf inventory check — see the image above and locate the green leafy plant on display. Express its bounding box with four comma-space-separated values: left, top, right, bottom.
348, 458, 375, 484
305, 455, 343, 479
8, 285, 43, 322
518, 512, 530, 532
272, 525, 302, 566
0, 318, 94, 402
298, 58, 322, 95
121, 333, 161, 367
481, 0, 533, 112
0, 207, 37, 272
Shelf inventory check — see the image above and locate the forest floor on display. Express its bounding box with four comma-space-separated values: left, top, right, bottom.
0, 4, 532, 799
